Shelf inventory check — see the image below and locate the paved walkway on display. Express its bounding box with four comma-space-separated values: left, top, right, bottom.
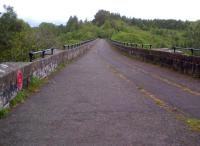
0, 39, 200, 145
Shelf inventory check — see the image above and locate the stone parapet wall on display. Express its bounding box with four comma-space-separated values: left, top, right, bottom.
110, 41, 200, 78
0, 41, 96, 109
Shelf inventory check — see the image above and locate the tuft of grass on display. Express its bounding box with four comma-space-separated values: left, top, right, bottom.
10, 77, 46, 108
9, 77, 44, 108
28, 77, 46, 93
56, 62, 68, 71
187, 118, 200, 132
0, 108, 10, 119
10, 90, 27, 107
154, 98, 165, 106
137, 85, 144, 90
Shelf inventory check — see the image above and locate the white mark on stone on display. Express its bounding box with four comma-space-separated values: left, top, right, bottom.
0, 69, 5, 73
0, 64, 8, 68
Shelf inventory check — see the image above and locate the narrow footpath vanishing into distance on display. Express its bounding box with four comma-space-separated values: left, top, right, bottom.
0, 39, 200, 145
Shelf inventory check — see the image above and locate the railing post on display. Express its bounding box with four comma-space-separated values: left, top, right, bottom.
29, 52, 33, 62
51, 48, 54, 55
150, 44, 152, 49
173, 47, 176, 53
191, 48, 194, 55
42, 50, 45, 58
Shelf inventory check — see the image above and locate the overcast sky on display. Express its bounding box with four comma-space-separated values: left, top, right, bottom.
0, 0, 200, 26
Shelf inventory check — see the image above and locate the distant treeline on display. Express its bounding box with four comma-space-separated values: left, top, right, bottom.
0, 7, 200, 62
94, 10, 189, 30
93, 10, 200, 48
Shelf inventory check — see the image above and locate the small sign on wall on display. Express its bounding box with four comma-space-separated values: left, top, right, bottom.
17, 70, 23, 90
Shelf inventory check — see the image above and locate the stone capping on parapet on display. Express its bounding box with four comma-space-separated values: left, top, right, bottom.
0, 39, 96, 109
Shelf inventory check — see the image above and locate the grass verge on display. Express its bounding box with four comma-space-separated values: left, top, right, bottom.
9, 77, 47, 108
187, 118, 200, 132
10, 90, 27, 107
0, 60, 72, 119
0, 77, 46, 119
0, 108, 10, 119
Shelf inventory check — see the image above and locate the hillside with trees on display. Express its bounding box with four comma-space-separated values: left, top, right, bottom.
0, 7, 200, 62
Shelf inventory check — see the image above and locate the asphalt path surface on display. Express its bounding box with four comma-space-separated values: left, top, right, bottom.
0, 39, 200, 146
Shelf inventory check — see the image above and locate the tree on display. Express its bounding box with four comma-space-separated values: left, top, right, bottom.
66, 16, 79, 32
0, 5, 30, 51
93, 10, 110, 26
191, 23, 200, 48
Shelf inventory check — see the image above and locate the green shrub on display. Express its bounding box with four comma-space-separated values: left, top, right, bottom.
10, 90, 26, 107
0, 108, 10, 119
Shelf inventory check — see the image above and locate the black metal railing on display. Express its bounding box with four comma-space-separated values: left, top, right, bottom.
63, 39, 95, 50
29, 48, 55, 62
29, 38, 96, 62
172, 46, 200, 56
111, 40, 200, 56
110, 40, 152, 49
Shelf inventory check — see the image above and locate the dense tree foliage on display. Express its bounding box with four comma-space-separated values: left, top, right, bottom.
0, 6, 200, 62
0, 6, 98, 62
66, 16, 79, 32
0, 6, 29, 50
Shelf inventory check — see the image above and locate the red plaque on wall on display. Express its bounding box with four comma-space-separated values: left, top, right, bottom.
17, 70, 23, 90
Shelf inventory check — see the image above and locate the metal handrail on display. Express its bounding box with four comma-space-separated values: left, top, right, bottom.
29, 48, 54, 62
172, 46, 200, 55
29, 39, 96, 62
63, 39, 95, 50
110, 39, 152, 49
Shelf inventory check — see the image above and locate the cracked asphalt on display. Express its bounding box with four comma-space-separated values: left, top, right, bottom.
0, 39, 200, 146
